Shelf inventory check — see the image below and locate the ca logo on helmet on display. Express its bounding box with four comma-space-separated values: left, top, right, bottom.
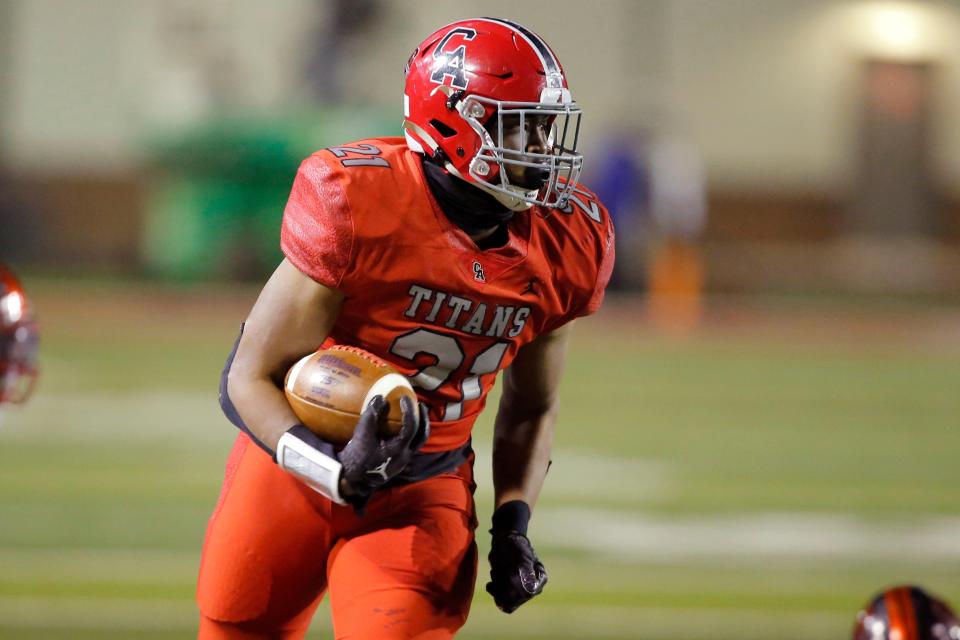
430, 27, 476, 90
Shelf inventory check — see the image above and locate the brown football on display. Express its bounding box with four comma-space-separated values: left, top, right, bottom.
283, 345, 417, 445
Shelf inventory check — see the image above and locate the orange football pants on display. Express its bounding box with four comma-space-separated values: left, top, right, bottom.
196, 435, 478, 639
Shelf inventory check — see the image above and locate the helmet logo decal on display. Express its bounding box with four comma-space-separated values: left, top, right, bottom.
430, 27, 477, 90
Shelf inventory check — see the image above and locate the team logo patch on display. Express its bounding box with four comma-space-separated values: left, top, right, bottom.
431, 27, 477, 90
522, 278, 540, 296
367, 457, 392, 482
473, 260, 486, 282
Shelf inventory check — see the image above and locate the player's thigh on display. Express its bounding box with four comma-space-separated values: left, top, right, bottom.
328, 471, 478, 639
197, 435, 332, 630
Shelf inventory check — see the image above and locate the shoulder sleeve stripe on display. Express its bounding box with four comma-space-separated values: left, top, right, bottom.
583, 218, 615, 316
478, 18, 564, 88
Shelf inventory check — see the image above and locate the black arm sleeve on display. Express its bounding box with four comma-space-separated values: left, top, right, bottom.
218, 324, 275, 456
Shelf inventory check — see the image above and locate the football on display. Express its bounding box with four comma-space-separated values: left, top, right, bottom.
284, 345, 418, 445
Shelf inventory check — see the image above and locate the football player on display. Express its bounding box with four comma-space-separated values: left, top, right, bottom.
197, 18, 614, 639
0, 264, 39, 413
853, 585, 960, 640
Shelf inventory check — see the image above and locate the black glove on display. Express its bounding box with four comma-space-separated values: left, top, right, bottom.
485, 501, 547, 613
339, 395, 429, 509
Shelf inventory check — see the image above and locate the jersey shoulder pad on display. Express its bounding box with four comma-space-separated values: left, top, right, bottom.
544, 182, 616, 322
280, 138, 425, 291
315, 137, 424, 239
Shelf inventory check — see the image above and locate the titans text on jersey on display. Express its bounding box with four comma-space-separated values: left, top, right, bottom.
404, 285, 531, 338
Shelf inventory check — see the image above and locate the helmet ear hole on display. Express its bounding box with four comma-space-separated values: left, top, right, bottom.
430, 119, 458, 138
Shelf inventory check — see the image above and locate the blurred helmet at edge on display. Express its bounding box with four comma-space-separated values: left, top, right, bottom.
853, 585, 960, 640
0, 265, 39, 406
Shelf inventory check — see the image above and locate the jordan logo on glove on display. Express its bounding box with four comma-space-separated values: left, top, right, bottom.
367, 458, 392, 482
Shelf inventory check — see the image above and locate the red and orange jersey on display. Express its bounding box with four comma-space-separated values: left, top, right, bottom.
281, 138, 614, 452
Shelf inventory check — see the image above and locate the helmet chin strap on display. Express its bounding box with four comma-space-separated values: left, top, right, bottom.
443, 161, 535, 212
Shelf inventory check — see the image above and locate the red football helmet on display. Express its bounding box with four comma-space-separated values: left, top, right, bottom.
853, 585, 960, 640
0, 265, 38, 405
403, 17, 583, 211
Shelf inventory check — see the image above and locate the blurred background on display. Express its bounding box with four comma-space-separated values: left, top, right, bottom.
1, 0, 959, 638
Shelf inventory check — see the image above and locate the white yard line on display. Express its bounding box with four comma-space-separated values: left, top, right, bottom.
1, 391, 232, 444
3, 511, 959, 582
471, 444, 672, 502
535, 508, 960, 562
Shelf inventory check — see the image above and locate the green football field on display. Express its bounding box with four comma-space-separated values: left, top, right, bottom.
1, 279, 958, 639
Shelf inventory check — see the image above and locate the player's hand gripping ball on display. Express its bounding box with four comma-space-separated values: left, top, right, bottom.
284, 345, 418, 445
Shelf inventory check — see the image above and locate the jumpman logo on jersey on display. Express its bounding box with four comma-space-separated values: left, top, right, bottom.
522, 278, 540, 296
367, 457, 392, 482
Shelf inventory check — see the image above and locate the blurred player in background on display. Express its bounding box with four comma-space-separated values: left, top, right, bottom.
196, 18, 614, 639
0, 264, 39, 414
853, 585, 960, 640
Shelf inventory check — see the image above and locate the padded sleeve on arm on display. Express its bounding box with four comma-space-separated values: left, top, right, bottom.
581, 220, 616, 317
218, 324, 275, 456
280, 154, 356, 291
219, 324, 341, 463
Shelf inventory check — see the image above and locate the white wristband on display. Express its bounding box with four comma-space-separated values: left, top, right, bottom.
276, 431, 347, 505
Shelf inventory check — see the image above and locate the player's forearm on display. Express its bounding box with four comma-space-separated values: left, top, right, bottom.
226, 374, 300, 452
226, 366, 366, 502
220, 260, 346, 453
491, 399, 558, 509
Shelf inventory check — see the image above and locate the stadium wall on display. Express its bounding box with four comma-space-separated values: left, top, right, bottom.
2, 0, 959, 292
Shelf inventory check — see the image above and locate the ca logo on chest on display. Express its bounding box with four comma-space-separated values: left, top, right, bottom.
472, 260, 486, 282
